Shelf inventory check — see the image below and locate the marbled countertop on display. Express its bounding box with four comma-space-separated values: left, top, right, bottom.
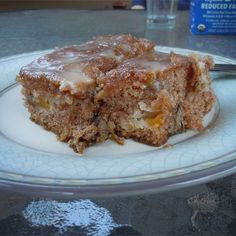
0, 9, 235, 236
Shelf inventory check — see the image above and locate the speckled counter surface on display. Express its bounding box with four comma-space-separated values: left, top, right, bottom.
0, 9, 236, 236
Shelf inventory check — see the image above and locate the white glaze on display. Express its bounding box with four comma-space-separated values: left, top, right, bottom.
20, 44, 124, 93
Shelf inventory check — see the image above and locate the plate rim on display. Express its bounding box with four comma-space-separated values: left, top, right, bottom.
0, 47, 236, 197
0, 156, 235, 197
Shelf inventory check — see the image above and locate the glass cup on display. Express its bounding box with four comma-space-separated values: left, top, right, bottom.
146, 0, 178, 29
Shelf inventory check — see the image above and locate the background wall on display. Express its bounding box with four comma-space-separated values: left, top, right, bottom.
0, 0, 131, 11
0, 0, 190, 11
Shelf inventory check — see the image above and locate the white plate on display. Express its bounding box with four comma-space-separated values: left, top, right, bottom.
0, 47, 236, 197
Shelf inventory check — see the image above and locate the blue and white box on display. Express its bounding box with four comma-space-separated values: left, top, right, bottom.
190, 0, 236, 34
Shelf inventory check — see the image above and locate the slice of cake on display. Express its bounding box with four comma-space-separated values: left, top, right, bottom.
17, 35, 216, 154
96, 52, 215, 146
17, 35, 154, 153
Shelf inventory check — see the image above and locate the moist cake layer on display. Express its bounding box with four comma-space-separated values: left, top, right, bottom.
96, 51, 215, 146
17, 35, 216, 154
